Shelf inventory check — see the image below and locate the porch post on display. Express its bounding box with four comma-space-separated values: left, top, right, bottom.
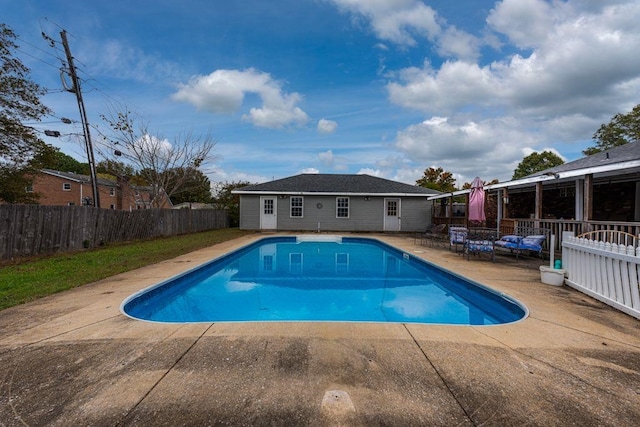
502, 188, 509, 219
535, 182, 543, 219
635, 183, 640, 222
497, 189, 503, 230
583, 174, 593, 221
574, 179, 584, 221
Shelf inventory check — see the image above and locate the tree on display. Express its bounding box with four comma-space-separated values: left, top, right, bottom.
100, 109, 216, 207
96, 159, 135, 178
512, 151, 564, 179
213, 180, 253, 227
33, 146, 88, 174
583, 104, 640, 155
415, 167, 457, 192
461, 178, 499, 189
0, 23, 52, 203
169, 168, 214, 205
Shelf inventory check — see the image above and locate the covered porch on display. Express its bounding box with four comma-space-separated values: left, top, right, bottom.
428, 144, 640, 252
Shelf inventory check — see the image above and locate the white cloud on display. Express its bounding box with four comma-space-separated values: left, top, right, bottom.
387, 60, 498, 113
134, 134, 173, 155
317, 149, 349, 171
383, 1, 640, 184
394, 116, 538, 183
486, 0, 558, 48
327, 0, 441, 46
318, 150, 335, 166
522, 147, 567, 162
79, 39, 183, 84
357, 168, 382, 177
317, 118, 338, 134
300, 168, 320, 174
437, 27, 481, 61
172, 68, 309, 129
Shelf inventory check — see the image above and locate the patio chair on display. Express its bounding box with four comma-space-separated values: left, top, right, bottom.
494, 234, 546, 259
464, 229, 498, 262
449, 226, 468, 253
420, 224, 447, 247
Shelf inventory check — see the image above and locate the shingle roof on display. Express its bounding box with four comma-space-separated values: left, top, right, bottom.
41, 169, 117, 187
533, 141, 640, 176
234, 174, 440, 196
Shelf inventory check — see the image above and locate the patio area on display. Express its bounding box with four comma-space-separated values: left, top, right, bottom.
1, 233, 639, 426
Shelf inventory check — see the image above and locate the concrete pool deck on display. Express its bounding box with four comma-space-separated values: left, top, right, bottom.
1, 233, 639, 426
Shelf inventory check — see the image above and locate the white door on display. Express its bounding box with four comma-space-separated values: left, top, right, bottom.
260, 197, 277, 230
384, 198, 401, 231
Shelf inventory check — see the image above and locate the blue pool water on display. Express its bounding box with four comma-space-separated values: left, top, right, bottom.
122, 236, 527, 325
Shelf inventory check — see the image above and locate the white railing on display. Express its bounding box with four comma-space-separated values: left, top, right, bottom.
562, 234, 640, 319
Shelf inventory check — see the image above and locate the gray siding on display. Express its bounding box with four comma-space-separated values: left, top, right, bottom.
399, 197, 432, 232
239, 196, 261, 229
239, 194, 431, 232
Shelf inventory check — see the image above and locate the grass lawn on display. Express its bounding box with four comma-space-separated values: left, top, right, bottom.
0, 228, 255, 311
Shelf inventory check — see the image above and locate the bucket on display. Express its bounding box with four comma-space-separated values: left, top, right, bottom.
539, 266, 565, 286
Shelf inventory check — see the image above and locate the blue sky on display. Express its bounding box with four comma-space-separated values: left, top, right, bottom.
3, 0, 640, 188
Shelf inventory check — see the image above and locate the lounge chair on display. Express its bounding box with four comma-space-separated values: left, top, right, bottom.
494, 234, 546, 259
464, 229, 497, 262
449, 226, 468, 253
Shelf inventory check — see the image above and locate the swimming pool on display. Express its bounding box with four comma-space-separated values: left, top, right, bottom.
121, 236, 527, 325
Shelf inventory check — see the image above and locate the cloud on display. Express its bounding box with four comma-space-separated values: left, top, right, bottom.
134, 134, 173, 155
317, 118, 338, 134
357, 168, 382, 177
79, 39, 183, 84
327, 0, 441, 46
318, 150, 335, 166
486, 0, 557, 49
437, 27, 482, 61
300, 168, 320, 174
317, 149, 349, 171
394, 116, 538, 184
383, 0, 640, 184
327, 0, 483, 60
172, 68, 309, 129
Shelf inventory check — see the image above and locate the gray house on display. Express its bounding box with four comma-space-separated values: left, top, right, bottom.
233, 174, 440, 232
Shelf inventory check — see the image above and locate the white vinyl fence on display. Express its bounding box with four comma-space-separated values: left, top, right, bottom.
562, 232, 640, 319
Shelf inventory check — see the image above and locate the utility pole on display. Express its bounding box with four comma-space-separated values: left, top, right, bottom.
60, 30, 100, 208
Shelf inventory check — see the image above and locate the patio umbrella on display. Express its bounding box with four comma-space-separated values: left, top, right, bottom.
468, 177, 486, 223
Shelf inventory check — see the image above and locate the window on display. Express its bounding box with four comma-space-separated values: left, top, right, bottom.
110, 204, 116, 209
110, 187, 116, 196
290, 196, 303, 217
25, 184, 34, 193
263, 199, 274, 214
387, 200, 398, 216
63, 183, 71, 191
336, 197, 349, 218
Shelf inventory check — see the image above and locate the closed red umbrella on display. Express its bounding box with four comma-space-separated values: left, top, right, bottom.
468, 177, 486, 223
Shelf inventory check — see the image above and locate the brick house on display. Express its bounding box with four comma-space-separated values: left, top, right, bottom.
28, 169, 172, 210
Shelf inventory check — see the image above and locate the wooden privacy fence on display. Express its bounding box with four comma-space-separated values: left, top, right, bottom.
562, 231, 640, 319
0, 205, 229, 260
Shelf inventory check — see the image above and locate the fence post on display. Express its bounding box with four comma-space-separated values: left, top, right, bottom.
561, 231, 575, 274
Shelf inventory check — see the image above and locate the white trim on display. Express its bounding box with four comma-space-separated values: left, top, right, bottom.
428, 160, 640, 200
290, 196, 303, 218
233, 191, 433, 197
383, 198, 401, 232
336, 196, 349, 218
